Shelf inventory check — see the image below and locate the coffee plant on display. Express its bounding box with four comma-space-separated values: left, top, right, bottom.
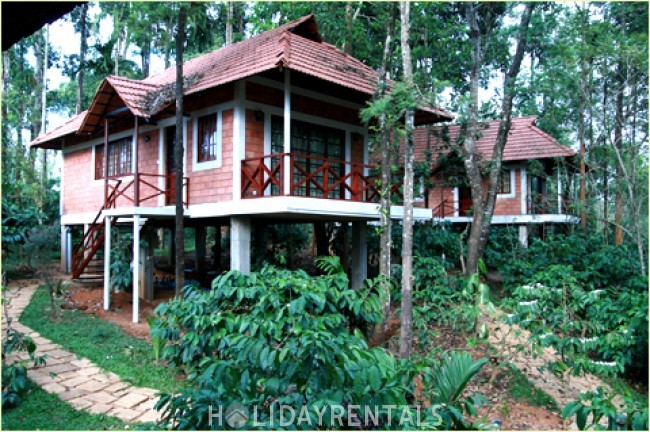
150, 266, 490, 430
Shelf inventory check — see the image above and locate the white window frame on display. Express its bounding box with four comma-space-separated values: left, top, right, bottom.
192, 104, 229, 171
497, 168, 516, 199
91, 129, 136, 184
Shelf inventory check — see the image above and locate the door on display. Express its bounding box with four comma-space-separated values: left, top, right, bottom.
459, 187, 473, 216
165, 126, 177, 205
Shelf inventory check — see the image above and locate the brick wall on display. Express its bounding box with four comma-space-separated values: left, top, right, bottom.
186, 109, 234, 204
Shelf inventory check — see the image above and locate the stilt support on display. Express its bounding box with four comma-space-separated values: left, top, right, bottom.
351, 221, 368, 290
230, 217, 251, 274
103, 216, 112, 311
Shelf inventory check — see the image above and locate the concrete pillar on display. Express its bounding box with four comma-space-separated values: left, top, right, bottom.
519, 225, 529, 248
132, 215, 141, 323
230, 217, 251, 274
195, 225, 206, 274
103, 216, 112, 311
351, 221, 368, 290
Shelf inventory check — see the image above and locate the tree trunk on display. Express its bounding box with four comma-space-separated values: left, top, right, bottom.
602, 77, 608, 241
613, 59, 624, 245
76, 3, 88, 114
464, 3, 534, 276
141, 39, 151, 78
313, 222, 329, 257
226, 2, 234, 46
379, 5, 396, 333
398, 1, 415, 360
174, 5, 188, 295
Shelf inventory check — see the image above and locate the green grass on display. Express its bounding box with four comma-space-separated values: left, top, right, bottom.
506, 365, 559, 412
20, 288, 180, 393
1, 380, 127, 430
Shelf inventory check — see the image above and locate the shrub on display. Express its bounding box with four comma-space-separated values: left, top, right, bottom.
562, 386, 648, 430
151, 266, 489, 430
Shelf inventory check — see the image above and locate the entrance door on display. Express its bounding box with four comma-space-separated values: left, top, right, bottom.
459, 187, 473, 216
165, 127, 177, 205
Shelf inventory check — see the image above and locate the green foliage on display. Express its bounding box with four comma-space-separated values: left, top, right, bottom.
562, 387, 649, 431
253, 224, 310, 269
503, 264, 648, 377
150, 267, 490, 429
2, 314, 47, 408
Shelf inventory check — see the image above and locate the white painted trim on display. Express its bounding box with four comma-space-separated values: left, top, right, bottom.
453, 186, 459, 217
345, 130, 351, 200
103, 215, 111, 311
190, 101, 236, 173
263, 113, 272, 197
497, 168, 516, 199
157, 128, 165, 207
232, 81, 245, 200
246, 76, 364, 111
434, 214, 580, 225
283, 70, 291, 196
60, 139, 65, 216
187, 197, 432, 221
557, 171, 563, 214
132, 215, 140, 323
520, 167, 528, 214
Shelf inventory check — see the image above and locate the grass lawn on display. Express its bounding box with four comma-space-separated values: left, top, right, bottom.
1, 380, 127, 430
506, 365, 559, 412
20, 287, 180, 393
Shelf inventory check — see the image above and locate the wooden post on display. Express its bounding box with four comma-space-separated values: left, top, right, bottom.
133, 116, 140, 206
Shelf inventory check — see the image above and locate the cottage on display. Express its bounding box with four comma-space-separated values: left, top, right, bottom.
412, 116, 578, 244
30, 15, 453, 322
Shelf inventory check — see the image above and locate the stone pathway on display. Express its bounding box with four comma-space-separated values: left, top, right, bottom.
2, 281, 161, 424
484, 307, 623, 420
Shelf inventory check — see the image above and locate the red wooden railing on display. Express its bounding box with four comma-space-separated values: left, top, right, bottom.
241, 153, 403, 203
432, 199, 456, 218
71, 173, 189, 279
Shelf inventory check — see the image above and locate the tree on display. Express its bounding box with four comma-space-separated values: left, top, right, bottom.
461, 2, 534, 276
398, 0, 415, 360
174, 4, 188, 295
75, 3, 88, 113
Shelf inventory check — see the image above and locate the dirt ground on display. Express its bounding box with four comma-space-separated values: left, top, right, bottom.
62, 283, 175, 340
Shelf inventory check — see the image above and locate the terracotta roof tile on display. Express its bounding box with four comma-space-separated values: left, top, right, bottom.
415, 116, 574, 164
29, 111, 86, 148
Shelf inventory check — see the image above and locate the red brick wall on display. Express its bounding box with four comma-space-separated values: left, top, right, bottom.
186, 109, 234, 204
350, 133, 364, 164
245, 109, 265, 159
63, 147, 104, 214
137, 129, 160, 208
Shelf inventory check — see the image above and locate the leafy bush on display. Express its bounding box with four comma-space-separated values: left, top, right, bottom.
502, 264, 648, 377
151, 266, 489, 430
562, 386, 648, 430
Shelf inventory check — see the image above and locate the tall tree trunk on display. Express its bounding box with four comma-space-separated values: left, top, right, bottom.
613, 59, 624, 245
31, 30, 45, 142
174, 5, 188, 295
464, 3, 534, 275
76, 3, 88, 114
226, 2, 234, 46
398, 1, 415, 360
141, 38, 151, 78
378, 3, 396, 334
40, 25, 48, 135
602, 77, 608, 241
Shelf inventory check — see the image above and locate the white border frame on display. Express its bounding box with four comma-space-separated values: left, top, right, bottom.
496, 167, 516, 199
191, 102, 234, 171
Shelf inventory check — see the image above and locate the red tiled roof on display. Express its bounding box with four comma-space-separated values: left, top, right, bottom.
415, 116, 575, 164
29, 111, 87, 149
32, 14, 452, 147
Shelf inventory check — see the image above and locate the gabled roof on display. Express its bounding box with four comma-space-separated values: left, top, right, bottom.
415, 116, 575, 165
31, 14, 452, 148
29, 110, 87, 149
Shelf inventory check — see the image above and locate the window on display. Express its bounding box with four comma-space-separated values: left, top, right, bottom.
197, 114, 218, 162
271, 116, 346, 198
498, 169, 512, 195
95, 137, 132, 179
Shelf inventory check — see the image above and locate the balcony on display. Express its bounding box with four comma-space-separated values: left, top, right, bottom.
241, 153, 403, 203
106, 173, 190, 208
527, 193, 572, 215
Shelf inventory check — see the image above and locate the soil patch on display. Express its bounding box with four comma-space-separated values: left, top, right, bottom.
63, 284, 175, 340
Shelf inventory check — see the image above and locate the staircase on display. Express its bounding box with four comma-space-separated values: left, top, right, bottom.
71, 188, 120, 280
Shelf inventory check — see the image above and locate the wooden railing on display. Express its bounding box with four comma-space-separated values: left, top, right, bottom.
432, 199, 456, 218
106, 173, 190, 208
241, 153, 402, 203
